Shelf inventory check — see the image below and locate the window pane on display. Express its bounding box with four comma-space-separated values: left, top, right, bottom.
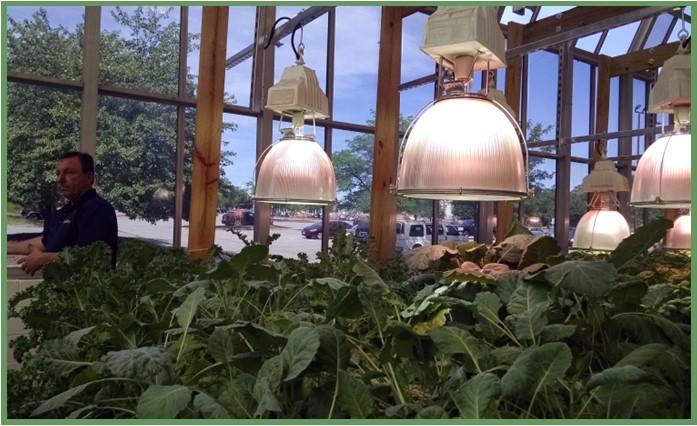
644, 13, 675, 49
333, 6, 380, 125
401, 82, 434, 120
570, 162, 589, 229
600, 22, 640, 56
224, 7, 256, 108
275, 8, 327, 90
632, 79, 648, 166
571, 60, 591, 158
576, 32, 601, 53
527, 50, 558, 140
97, 98, 177, 244
522, 156, 556, 231
401, 12, 434, 84
8, 83, 81, 234
100, 7, 180, 95
7, 6, 84, 80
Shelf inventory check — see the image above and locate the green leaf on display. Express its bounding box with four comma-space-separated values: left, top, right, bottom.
540, 324, 576, 343
473, 292, 503, 338
226, 321, 287, 352
281, 326, 320, 381
504, 219, 533, 239
31, 383, 89, 417
608, 279, 648, 311
136, 385, 192, 419
615, 343, 669, 368
519, 236, 561, 269
506, 282, 550, 315
143, 277, 175, 294
544, 260, 617, 298
493, 271, 522, 304
337, 370, 374, 418
208, 327, 236, 364
429, 326, 484, 372
103, 347, 174, 382
416, 405, 448, 419
641, 284, 674, 308
65, 326, 96, 346
316, 325, 350, 375
253, 355, 284, 416
66, 404, 96, 419
327, 286, 363, 319
488, 346, 522, 367
219, 374, 256, 418
586, 365, 653, 389
613, 312, 690, 350
512, 302, 549, 342
41, 339, 90, 377
174, 286, 206, 329
231, 244, 268, 273
501, 342, 572, 398
608, 218, 673, 269
451, 372, 501, 419
353, 258, 388, 289
193, 392, 230, 419
313, 277, 349, 290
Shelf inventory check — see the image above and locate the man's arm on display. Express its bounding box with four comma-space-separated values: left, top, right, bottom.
8, 236, 45, 255
17, 245, 59, 276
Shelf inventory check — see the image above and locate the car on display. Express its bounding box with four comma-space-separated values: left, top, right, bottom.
222, 209, 254, 227
21, 207, 43, 221
301, 220, 352, 239
347, 220, 369, 241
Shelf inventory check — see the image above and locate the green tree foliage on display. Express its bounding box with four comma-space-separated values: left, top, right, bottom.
8, 7, 243, 222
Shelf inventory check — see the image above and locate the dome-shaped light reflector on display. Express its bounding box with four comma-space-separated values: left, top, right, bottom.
397, 96, 527, 200
665, 213, 691, 249
254, 136, 336, 205
572, 210, 631, 251
630, 133, 691, 208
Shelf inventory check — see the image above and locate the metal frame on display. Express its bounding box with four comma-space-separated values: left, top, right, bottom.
554, 42, 573, 252
173, 6, 189, 248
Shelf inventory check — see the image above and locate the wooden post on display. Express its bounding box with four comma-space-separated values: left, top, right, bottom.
80, 6, 100, 159
187, 7, 229, 259
592, 55, 612, 205
369, 6, 402, 263
252, 7, 276, 244
497, 22, 524, 242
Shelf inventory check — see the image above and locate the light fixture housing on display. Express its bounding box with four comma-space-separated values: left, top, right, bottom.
265, 64, 329, 121
573, 160, 631, 251
665, 213, 691, 249
573, 210, 631, 251
630, 133, 691, 208
254, 132, 336, 205
396, 94, 528, 201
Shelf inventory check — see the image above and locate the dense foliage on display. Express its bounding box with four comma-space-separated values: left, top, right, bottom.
7, 7, 241, 221
8, 218, 690, 419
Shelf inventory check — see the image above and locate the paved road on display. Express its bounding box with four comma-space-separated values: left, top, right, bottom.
8, 214, 327, 260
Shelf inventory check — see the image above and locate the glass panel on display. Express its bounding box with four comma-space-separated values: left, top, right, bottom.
224, 7, 256, 107
334, 6, 380, 124
500, 6, 533, 25
644, 13, 675, 49
275, 7, 327, 90
600, 22, 640, 56
571, 60, 591, 158
400, 82, 434, 121
187, 6, 201, 94
632, 79, 648, 166
527, 50, 558, 142
401, 12, 434, 84
521, 156, 556, 233
606, 77, 620, 157
332, 129, 372, 214
8, 83, 81, 237
570, 162, 589, 230
576, 32, 601, 52
100, 7, 180, 94
7, 6, 84, 80
450, 201, 476, 241
97, 98, 178, 244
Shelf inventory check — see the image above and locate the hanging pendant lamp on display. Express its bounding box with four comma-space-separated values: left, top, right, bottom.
631, 24, 691, 208
253, 25, 336, 206
573, 160, 631, 251
396, 7, 528, 201
665, 212, 691, 249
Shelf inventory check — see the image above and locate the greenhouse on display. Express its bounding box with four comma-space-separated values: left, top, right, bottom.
4, 4, 693, 420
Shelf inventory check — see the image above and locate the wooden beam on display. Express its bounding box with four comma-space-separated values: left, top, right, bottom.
369, 6, 402, 264
496, 22, 524, 243
609, 41, 679, 76
252, 7, 276, 244
80, 6, 100, 159
595, 55, 612, 138
188, 7, 229, 259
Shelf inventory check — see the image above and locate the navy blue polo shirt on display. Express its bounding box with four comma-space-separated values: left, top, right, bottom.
42, 189, 118, 262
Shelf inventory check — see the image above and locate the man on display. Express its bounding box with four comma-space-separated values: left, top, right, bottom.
8, 152, 118, 275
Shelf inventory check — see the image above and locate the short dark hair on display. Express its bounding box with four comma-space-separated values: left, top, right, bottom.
59, 151, 94, 175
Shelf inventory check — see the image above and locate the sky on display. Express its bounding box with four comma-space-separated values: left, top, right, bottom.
7, 5, 692, 195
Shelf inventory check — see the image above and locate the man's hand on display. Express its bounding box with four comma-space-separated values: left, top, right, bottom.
17, 245, 58, 276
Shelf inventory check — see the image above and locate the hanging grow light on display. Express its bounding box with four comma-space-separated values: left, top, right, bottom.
573, 159, 631, 251
631, 16, 691, 208
396, 7, 528, 201
254, 23, 336, 205
665, 212, 691, 250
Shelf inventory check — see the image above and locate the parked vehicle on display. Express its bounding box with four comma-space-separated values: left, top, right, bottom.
301, 220, 352, 239
395, 221, 429, 253
347, 220, 369, 241
222, 209, 254, 227
21, 207, 43, 221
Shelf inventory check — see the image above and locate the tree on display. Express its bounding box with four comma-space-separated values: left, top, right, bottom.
8, 7, 243, 222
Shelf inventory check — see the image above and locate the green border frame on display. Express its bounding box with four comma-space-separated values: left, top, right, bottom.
1, 1, 696, 425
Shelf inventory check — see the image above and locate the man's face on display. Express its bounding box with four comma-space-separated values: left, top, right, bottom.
56, 157, 93, 202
